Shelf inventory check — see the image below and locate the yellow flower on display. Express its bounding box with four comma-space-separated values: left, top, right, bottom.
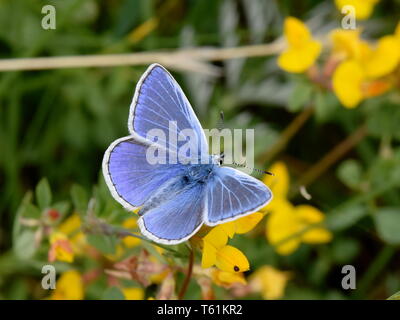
211, 269, 246, 287
201, 227, 249, 273
58, 213, 81, 235
58, 213, 86, 255
50, 270, 84, 300
263, 162, 332, 255
331, 26, 400, 108
296, 205, 333, 243
332, 60, 365, 108
330, 29, 365, 60
200, 210, 263, 273
220, 212, 264, 237
278, 17, 321, 73
48, 232, 74, 263
335, 0, 380, 20
122, 217, 141, 248
261, 161, 290, 213
122, 287, 144, 300
249, 266, 290, 300
267, 203, 332, 255
361, 35, 400, 78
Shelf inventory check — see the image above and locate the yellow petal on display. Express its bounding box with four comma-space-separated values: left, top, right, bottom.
123, 236, 141, 248
58, 213, 81, 235
284, 17, 312, 48
335, 0, 380, 20
122, 217, 141, 248
278, 41, 321, 73
202, 227, 229, 269
212, 269, 247, 286
295, 205, 332, 244
50, 270, 84, 300
122, 287, 144, 300
262, 162, 290, 199
220, 221, 236, 238
283, 17, 311, 47
250, 266, 291, 300
295, 204, 325, 223
201, 241, 217, 269
122, 217, 138, 229
332, 60, 365, 108
302, 228, 333, 243
278, 17, 321, 73
234, 212, 264, 234
49, 232, 74, 263
275, 238, 301, 255
203, 226, 228, 249
266, 201, 301, 255
215, 245, 250, 273
363, 36, 400, 78
330, 29, 364, 59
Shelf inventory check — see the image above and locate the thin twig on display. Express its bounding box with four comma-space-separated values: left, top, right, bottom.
178, 246, 194, 300
0, 41, 284, 74
259, 106, 315, 164
293, 124, 368, 191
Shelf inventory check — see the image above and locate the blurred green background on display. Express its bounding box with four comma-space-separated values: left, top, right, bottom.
1, 0, 400, 300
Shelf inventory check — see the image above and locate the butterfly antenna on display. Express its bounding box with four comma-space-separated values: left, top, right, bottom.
217, 111, 225, 132
232, 161, 274, 176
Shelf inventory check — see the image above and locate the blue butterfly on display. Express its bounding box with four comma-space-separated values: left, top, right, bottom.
102, 64, 272, 245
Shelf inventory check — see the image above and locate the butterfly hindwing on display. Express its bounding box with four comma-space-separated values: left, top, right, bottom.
103, 136, 186, 210
138, 181, 206, 244
204, 167, 273, 226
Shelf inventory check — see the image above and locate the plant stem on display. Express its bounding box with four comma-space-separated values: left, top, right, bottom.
293, 124, 367, 193
259, 106, 315, 164
355, 246, 396, 298
178, 247, 194, 300
0, 41, 284, 73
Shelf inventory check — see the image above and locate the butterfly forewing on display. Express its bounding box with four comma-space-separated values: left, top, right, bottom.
129, 64, 208, 159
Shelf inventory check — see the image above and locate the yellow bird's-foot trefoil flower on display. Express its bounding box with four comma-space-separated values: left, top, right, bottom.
50, 270, 84, 300
249, 266, 291, 300
335, 0, 380, 20
48, 232, 74, 263
201, 212, 264, 273
278, 17, 322, 73
263, 162, 332, 255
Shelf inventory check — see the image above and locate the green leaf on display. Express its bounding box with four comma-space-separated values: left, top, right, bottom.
374, 208, 400, 244
13, 230, 37, 260
12, 192, 33, 245
36, 178, 52, 210
314, 90, 340, 123
25, 203, 41, 219
101, 287, 125, 300
331, 237, 360, 264
87, 234, 117, 255
288, 80, 313, 112
366, 102, 400, 140
52, 201, 70, 216
326, 205, 367, 231
71, 184, 88, 213
337, 159, 363, 189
